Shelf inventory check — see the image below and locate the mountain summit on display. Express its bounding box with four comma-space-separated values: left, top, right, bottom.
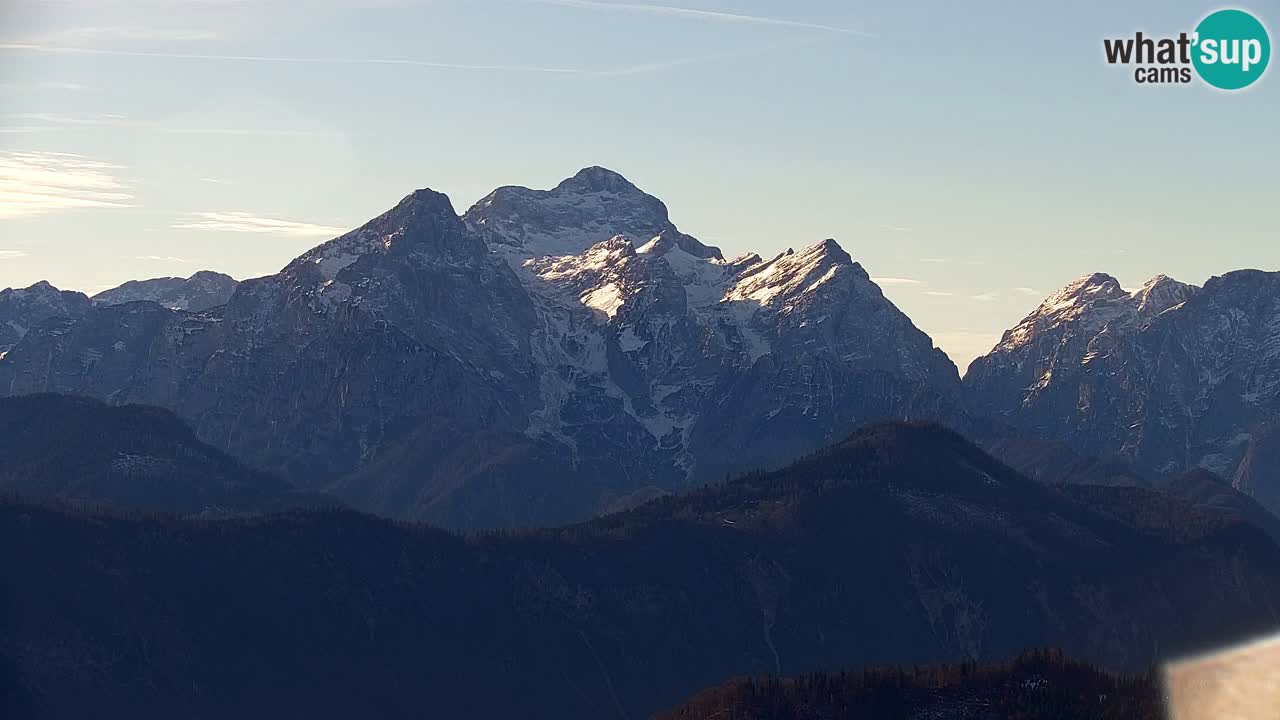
93, 270, 238, 312
0, 281, 90, 354
465, 165, 722, 259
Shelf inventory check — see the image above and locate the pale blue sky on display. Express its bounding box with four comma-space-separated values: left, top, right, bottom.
1, 0, 1276, 368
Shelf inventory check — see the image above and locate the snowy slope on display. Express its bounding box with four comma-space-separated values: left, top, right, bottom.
968, 270, 1280, 515
93, 271, 239, 312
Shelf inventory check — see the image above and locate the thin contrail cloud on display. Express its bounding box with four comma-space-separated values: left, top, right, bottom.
0, 43, 589, 74
528, 0, 874, 37
0, 42, 772, 76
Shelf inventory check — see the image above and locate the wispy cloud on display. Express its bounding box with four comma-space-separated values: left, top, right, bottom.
592, 38, 811, 76
920, 257, 987, 266
199, 177, 230, 184
0, 112, 341, 138
931, 330, 1002, 371
173, 211, 346, 238
5, 112, 132, 126
923, 291, 954, 297
0, 250, 29, 259
13, 26, 221, 45
1013, 287, 1042, 297
160, 127, 341, 137
0, 42, 592, 74
0, 34, 804, 77
528, 0, 872, 36
874, 277, 923, 287
134, 255, 193, 263
0, 150, 135, 219
970, 292, 999, 302
0, 81, 86, 92
881, 224, 912, 233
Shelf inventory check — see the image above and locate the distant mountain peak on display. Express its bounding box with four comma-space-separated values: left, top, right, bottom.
1130, 273, 1196, 318
989, 272, 1147, 356
189, 269, 236, 282
0, 281, 91, 352
966, 268, 1280, 519
1, 280, 72, 299
380, 188, 466, 244
397, 187, 458, 213
815, 237, 853, 264
289, 187, 483, 284
1044, 272, 1126, 306
554, 165, 640, 194
93, 271, 240, 312
464, 167, 721, 260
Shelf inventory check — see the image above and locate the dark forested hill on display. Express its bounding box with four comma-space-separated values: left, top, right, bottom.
0, 394, 327, 514
2, 423, 1278, 719
986, 434, 1280, 547
654, 649, 1162, 720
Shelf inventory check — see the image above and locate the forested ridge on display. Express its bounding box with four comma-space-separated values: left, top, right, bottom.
656, 649, 1164, 719
2, 423, 1277, 719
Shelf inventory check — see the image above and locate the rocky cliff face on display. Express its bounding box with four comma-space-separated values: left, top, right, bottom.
0, 168, 963, 527
92, 270, 239, 312
967, 270, 1280, 515
0, 281, 90, 355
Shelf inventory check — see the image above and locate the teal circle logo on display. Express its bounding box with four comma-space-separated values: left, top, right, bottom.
1192, 9, 1270, 90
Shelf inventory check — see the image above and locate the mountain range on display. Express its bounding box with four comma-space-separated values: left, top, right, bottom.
90, 270, 239, 312
3, 423, 1276, 719
1, 167, 1278, 527
3, 167, 1280, 718
968, 269, 1280, 517
0, 168, 970, 529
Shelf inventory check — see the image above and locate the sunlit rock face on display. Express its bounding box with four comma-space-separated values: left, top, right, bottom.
967, 270, 1280, 517
1165, 632, 1280, 720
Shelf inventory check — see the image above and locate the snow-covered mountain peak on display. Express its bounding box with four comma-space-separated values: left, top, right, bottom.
967, 267, 1280, 516
464, 168, 721, 261
1044, 272, 1126, 308
553, 165, 642, 195
93, 271, 239, 312
993, 273, 1133, 354
288, 187, 479, 284
722, 238, 858, 309
992, 272, 1202, 356
519, 232, 865, 326
527, 234, 638, 286
1129, 274, 1197, 318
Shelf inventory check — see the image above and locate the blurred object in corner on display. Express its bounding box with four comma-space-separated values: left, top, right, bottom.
1165, 633, 1280, 719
